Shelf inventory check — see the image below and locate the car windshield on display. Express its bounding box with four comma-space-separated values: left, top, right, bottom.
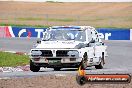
42, 29, 86, 42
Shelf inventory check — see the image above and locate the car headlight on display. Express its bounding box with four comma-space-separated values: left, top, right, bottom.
31, 50, 42, 56
67, 51, 79, 57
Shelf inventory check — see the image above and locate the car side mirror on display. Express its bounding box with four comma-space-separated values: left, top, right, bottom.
37, 40, 41, 44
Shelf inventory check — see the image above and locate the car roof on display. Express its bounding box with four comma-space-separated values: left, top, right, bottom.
49, 26, 95, 31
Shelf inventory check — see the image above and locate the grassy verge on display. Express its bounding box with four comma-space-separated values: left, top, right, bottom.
0, 23, 50, 28
16, 17, 76, 22
16, 17, 44, 21
0, 52, 29, 67
0, 23, 128, 28
47, 18, 76, 22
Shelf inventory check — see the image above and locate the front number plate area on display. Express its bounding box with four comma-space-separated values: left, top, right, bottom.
48, 60, 61, 65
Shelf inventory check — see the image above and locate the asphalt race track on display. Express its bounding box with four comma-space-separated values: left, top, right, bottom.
0, 38, 132, 78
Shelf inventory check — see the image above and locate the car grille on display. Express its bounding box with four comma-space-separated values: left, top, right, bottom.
40, 50, 53, 57
56, 50, 69, 57
31, 50, 77, 57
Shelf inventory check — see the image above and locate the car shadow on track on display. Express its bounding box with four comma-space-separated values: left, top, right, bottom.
38, 67, 94, 72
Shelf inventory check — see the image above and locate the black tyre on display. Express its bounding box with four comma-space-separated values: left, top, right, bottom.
30, 60, 40, 72
95, 53, 105, 69
53, 67, 61, 71
95, 59, 104, 69
81, 53, 88, 70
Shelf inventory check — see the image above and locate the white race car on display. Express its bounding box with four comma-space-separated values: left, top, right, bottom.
29, 26, 108, 72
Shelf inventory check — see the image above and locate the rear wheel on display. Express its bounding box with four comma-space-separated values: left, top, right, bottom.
30, 60, 40, 72
95, 60, 104, 69
95, 57, 104, 69
95, 53, 105, 69
53, 67, 61, 71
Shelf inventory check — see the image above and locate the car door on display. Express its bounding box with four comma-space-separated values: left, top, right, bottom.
91, 30, 102, 58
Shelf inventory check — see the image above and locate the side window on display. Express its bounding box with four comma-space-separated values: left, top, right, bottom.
95, 35, 103, 46
94, 31, 99, 42
91, 30, 102, 46
91, 30, 97, 42
87, 30, 92, 42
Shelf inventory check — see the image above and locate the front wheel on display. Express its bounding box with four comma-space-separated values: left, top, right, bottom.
95, 59, 104, 69
30, 60, 40, 72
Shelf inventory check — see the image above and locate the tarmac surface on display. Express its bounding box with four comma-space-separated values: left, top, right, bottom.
0, 38, 132, 78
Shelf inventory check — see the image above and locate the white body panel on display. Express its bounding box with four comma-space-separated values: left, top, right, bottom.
36, 41, 83, 49
29, 26, 108, 68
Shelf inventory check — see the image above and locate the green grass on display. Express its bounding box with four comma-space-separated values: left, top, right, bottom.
0, 52, 29, 67
1, 15, 132, 28
47, 18, 76, 22
0, 23, 130, 29
0, 23, 50, 28
17, 17, 76, 22
46, 1, 63, 3
17, 17, 44, 21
